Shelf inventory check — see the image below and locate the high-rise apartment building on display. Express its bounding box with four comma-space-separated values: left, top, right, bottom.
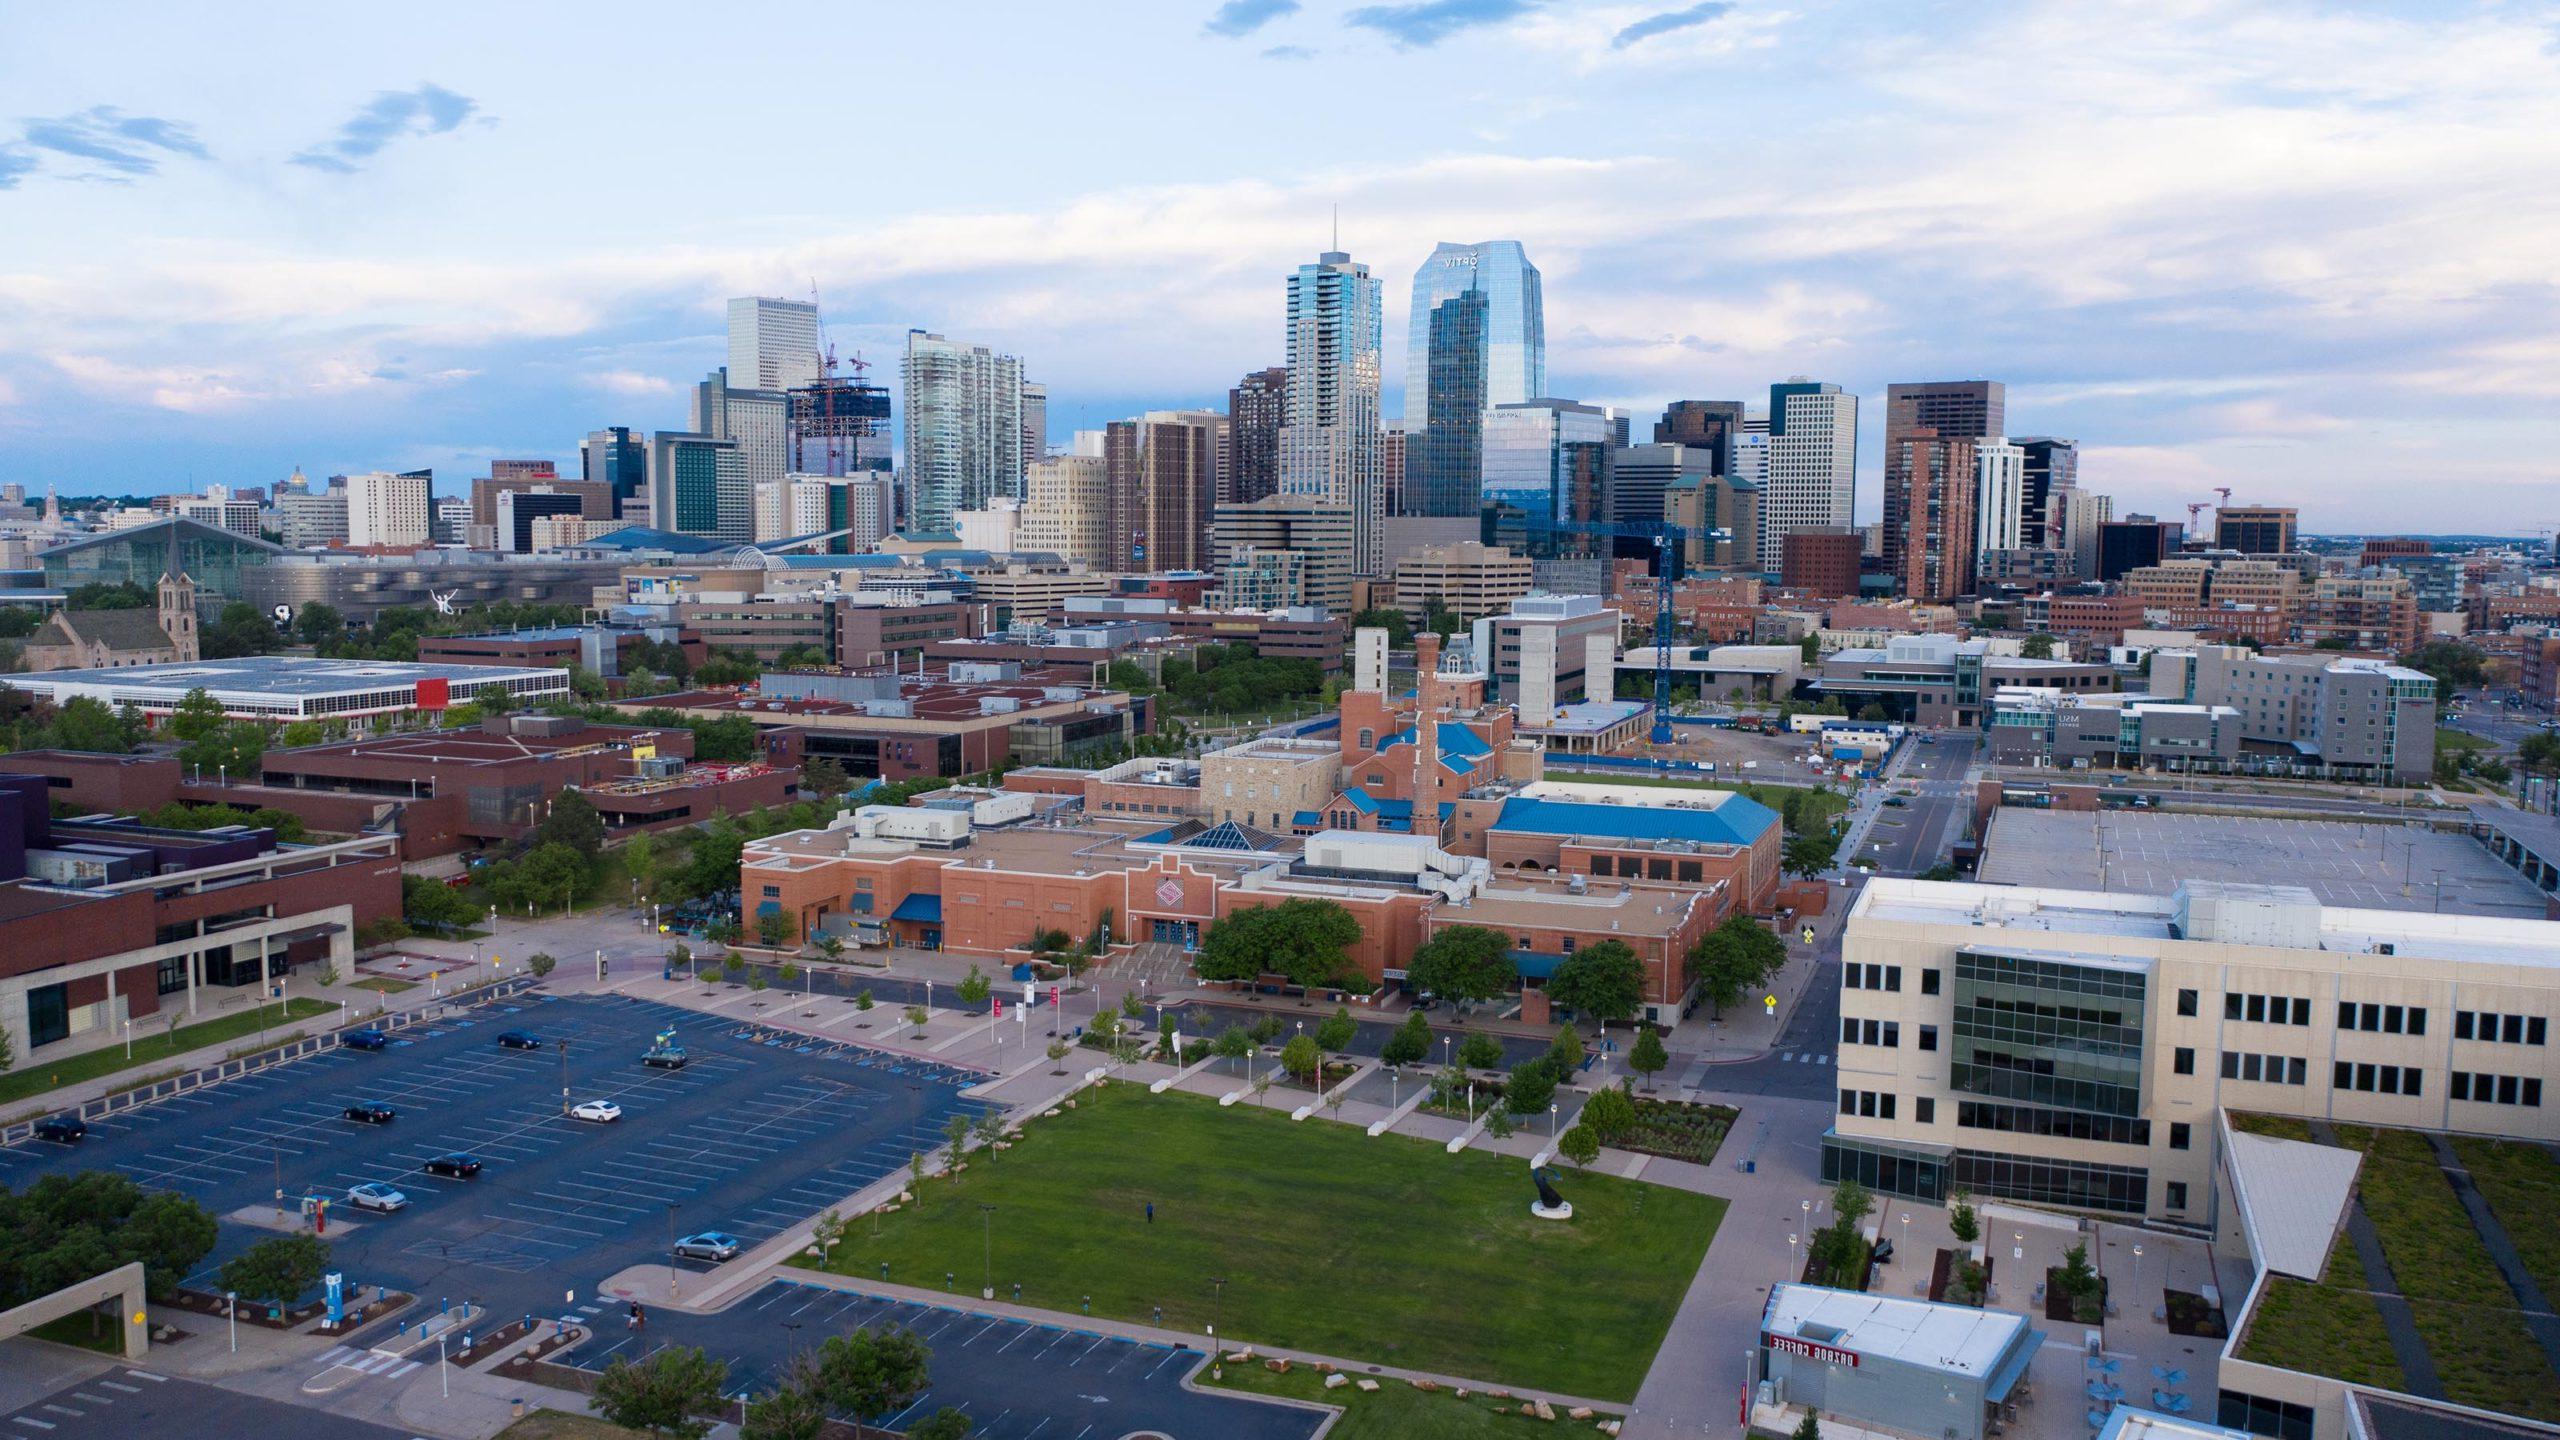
1019, 456, 1111, 567
1401, 240, 1544, 519
345, 470, 432, 548
1104, 411, 1222, 572
1021, 380, 1047, 466
1762, 380, 1859, 573
647, 433, 743, 542
2013, 437, 2077, 549
2216, 505, 2298, 555
1882, 431, 1978, 602
1224, 366, 1287, 506
2049, 486, 2113, 579
1654, 401, 1744, 471
727, 296, 822, 393
691, 368, 788, 541
903, 331, 1026, 536
1974, 439, 2026, 560
1278, 251, 1384, 576
1211, 495, 1355, 615
581, 427, 648, 518
1883, 382, 2003, 588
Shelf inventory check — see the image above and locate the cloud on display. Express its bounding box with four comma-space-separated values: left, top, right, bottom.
1204, 0, 1298, 38
291, 83, 478, 174
1611, 1, 1729, 49
588, 370, 680, 398
4, 107, 206, 183
1263, 43, 1317, 60
1344, 0, 1535, 48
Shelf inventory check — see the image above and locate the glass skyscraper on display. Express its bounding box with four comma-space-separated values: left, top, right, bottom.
1279, 251, 1385, 576
1403, 241, 1544, 518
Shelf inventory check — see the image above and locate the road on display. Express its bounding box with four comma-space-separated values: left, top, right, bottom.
1857, 732, 1977, 874
0, 1371, 424, 1440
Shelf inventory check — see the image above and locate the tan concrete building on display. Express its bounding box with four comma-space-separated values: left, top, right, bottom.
1392, 541, 1533, 627
1198, 736, 1342, 833
1017, 455, 1110, 566
1209, 495, 1354, 616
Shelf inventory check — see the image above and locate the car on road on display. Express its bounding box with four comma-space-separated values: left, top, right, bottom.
569, 1099, 623, 1123
641, 1044, 688, 1070
495, 1030, 542, 1050
421, 1152, 483, 1179
343, 1102, 398, 1124
672, 1231, 742, 1262
1882, 796, 1908, 807
341, 1028, 390, 1051
32, 1114, 86, 1143
346, 1181, 409, 1212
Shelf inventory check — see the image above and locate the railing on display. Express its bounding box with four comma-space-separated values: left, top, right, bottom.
0, 974, 540, 1146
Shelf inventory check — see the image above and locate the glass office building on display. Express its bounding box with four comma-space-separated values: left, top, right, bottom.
1403, 241, 1543, 518
1479, 400, 1614, 560
41, 518, 277, 609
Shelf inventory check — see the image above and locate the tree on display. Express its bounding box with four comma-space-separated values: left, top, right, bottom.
1783, 830, 1838, 878
401, 874, 480, 933
1315, 1005, 1356, 1052
1350, 607, 1412, 648
1557, 1124, 1600, 1167
592, 1345, 730, 1439
1949, 1190, 1981, 1246
1504, 1058, 1558, 1115
1832, 1175, 1875, 1234
2397, 640, 2487, 706
1687, 915, 1787, 1018
487, 842, 592, 915
65, 580, 150, 610
774, 644, 830, 671
179, 720, 266, 782
1457, 1032, 1504, 1070
802, 757, 852, 797
2059, 1242, 2101, 1308
944, 1111, 972, 1177
166, 686, 225, 746
694, 649, 760, 687
1279, 1033, 1321, 1082
809, 1325, 932, 1438
680, 815, 748, 899
1193, 898, 1365, 991
756, 912, 793, 948
740, 1375, 828, 1440
907, 1409, 974, 1440
2020, 631, 2056, 660
1546, 1024, 1586, 1076
292, 602, 345, 646
955, 963, 992, 1006
536, 790, 607, 860
1381, 1010, 1432, 1067
1404, 924, 1517, 1007
41, 696, 139, 753
276, 719, 325, 749
1548, 941, 1644, 1024
1578, 1084, 1637, 1144
1792, 1408, 1824, 1440
2517, 731, 2560, 781
200, 601, 283, 660
1627, 1027, 1669, 1089
1211, 1025, 1253, 1067
525, 952, 557, 979
218, 1233, 330, 1309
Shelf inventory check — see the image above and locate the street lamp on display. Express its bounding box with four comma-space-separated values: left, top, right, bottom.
1786, 1232, 1798, 1287
979, 1204, 996, 1300
1549, 1103, 1559, 1141
2132, 1244, 2143, 1318
559, 1039, 570, 1115
668, 1204, 679, 1301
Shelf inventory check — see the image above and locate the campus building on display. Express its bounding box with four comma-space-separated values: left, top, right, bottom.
614, 669, 1137, 780
1, 656, 570, 723
1825, 877, 2560, 1227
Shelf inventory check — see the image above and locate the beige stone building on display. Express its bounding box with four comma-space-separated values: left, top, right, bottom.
1391, 541, 1532, 627
1198, 736, 1343, 833
21, 572, 199, 672
1017, 456, 1110, 567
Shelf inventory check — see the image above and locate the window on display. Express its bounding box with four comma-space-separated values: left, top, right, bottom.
1842, 1018, 1900, 1048
1921, 968, 1941, 996
2456, 1011, 2547, 1046
2170, 1122, 2191, 1151
2174, 1047, 2195, 1076
2226, 992, 2309, 1026
1957, 1101, 2149, 1147
2176, 988, 2197, 1018
2222, 1051, 2307, 1085
1845, 963, 1904, 993
2334, 1062, 2423, 1096
2218, 1390, 2313, 1440
2452, 1071, 2545, 1107
1918, 1025, 1938, 1053
1840, 1089, 1896, 1120
1915, 1097, 1935, 1125
2340, 1002, 2426, 1035
2166, 1181, 2189, 1212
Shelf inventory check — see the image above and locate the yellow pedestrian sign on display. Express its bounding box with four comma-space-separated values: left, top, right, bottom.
1799, 925, 1816, 945
1763, 993, 1777, 1016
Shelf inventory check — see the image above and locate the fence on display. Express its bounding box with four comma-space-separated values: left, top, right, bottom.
0, 975, 540, 1146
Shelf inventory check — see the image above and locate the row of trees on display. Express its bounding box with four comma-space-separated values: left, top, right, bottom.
591, 1325, 971, 1439
0, 1172, 219, 1308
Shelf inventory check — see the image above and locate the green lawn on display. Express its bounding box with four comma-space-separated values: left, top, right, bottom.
825, 1085, 1722, 1400
2436, 726, 2492, 756
2238, 1275, 2404, 1392
2453, 1137, 2560, 1308
0, 998, 338, 1108
1212, 1362, 1617, 1439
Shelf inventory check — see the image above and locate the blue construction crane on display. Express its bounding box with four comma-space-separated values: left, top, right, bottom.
1480, 511, 1713, 744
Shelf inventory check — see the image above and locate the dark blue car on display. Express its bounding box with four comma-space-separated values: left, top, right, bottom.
342, 1028, 390, 1051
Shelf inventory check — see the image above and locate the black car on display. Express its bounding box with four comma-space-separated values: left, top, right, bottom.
341, 1028, 390, 1051
32, 1115, 86, 1144
421, 1153, 483, 1179
495, 1030, 541, 1051
641, 1045, 688, 1070
343, 1102, 398, 1124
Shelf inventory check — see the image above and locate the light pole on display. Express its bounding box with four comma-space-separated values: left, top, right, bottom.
668, 1204, 679, 1301
1550, 1103, 1559, 1142
124, 1017, 132, 1061
1210, 1277, 1227, 1379
560, 1039, 570, 1115
2132, 1244, 2143, 1318
227, 1291, 237, 1352
979, 1203, 996, 1300
1786, 1232, 1798, 1287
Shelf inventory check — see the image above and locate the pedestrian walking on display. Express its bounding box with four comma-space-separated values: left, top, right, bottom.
1145, 1201, 1154, 1224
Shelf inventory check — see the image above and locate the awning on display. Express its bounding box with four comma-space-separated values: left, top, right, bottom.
1984, 1328, 2043, 1402
265, 921, 344, 946
889, 893, 942, 923
1512, 952, 1567, 980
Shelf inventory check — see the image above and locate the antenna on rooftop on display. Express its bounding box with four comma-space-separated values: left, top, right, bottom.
1331, 204, 1338, 251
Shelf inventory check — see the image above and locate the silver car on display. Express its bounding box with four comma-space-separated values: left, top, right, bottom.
347, 1182, 409, 1213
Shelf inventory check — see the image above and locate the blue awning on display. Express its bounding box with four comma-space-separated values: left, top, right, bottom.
1985, 1328, 2044, 1402
1292, 810, 1321, 828
1512, 952, 1567, 979
890, 893, 942, 923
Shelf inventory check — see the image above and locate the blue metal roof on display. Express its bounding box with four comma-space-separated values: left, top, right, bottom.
1291, 810, 1322, 828
1493, 793, 1779, 847
1343, 788, 1380, 814
1512, 952, 1567, 980
889, 893, 943, 923
1377, 721, 1492, 759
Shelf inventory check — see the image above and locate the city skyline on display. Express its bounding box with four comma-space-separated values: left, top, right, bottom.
1, 2, 2555, 532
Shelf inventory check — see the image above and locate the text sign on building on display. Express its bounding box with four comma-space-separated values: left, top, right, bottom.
1764, 1333, 1860, 1368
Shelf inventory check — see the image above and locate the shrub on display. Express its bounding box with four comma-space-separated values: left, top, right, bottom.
1505, 1059, 1559, 1116
1557, 1124, 1600, 1167
1579, 1085, 1637, 1144
1458, 1032, 1504, 1071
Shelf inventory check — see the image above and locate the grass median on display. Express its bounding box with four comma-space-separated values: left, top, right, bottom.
822, 1084, 1722, 1401
0, 998, 338, 1109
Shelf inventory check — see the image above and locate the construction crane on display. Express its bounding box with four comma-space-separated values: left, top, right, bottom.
1489, 513, 1694, 744
2186, 501, 2209, 533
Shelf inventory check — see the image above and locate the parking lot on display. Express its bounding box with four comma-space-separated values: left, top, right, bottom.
0, 991, 993, 1329
584, 1278, 1323, 1440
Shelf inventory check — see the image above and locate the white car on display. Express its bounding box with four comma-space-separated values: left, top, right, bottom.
347, 1182, 409, 1212
570, 1099, 623, 1123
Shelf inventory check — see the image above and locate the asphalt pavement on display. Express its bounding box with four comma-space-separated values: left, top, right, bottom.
0, 1370, 426, 1440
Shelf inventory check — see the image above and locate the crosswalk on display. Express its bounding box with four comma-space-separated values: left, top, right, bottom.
314, 1345, 425, 1381
4, 1369, 163, 1431
1773, 1051, 1833, 1066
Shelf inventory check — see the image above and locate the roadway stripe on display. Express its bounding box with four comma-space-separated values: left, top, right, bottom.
10, 1417, 56, 1431
123, 1372, 165, 1382
96, 1383, 140, 1395
391, 1361, 422, 1378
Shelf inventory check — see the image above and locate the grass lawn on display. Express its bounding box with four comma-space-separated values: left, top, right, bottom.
825, 1085, 1722, 1400
2452, 1137, 2560, 1307
2436, 726, 2492, 756
24, 1311, 122, 1354
348, 976, 418, 994
2237, 1274, 2404, 1392
0, 999, 337, 1108
1211, 1362, 1617, 1439
2228, 1113, 2316, 1142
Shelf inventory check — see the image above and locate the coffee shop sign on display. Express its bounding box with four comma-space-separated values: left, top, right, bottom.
1764, 1333, 1860, 1368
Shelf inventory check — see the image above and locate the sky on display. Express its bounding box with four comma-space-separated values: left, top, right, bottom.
1, 0, 2556, 534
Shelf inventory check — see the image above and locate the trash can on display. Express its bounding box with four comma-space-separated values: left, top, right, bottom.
1744, 1159, 1757, 1174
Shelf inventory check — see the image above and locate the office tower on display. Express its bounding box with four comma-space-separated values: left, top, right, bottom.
277, 489, 349, 550
1211, 495, 1355, 615
1761, 380, 1858, 573
470, 476, 611, 549
1607, 443, 1712, 534
2014, 437, 2077, 548
648, 432, 744, 541
1975, 440, 2027, 560
344, 470, 432, 548
1655, 459, 1760, 572
765, 473, 895, 554
1483, 400, 1616, 533
691, 368, 787, 540
2051, 487, 2114, 580
727, 296, 822, 393
1381, 425, 1407, 517
1021, 381, 1047, 464
786, 376, 893, 478
581, 427, 648, 517
1019, 455, 1112, 566
1882, 431, 1978, 602
1103, 410, 1222, 572
1782, 529, 1863, 597
431, 495, 470, 546
1654, 401, 1744, 471
1403, 241, 1541, 519
1225, 366, 1287, 506
495, 489, 586, 553
2097, 515, 2182, 582
1883, 382, 2002, 585
2217, 505, 2298, 555
1278, 250, 1385, 575
903, 330, 1026, 535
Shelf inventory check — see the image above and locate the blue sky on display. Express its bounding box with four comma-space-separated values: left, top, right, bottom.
1, 0, 2555, 532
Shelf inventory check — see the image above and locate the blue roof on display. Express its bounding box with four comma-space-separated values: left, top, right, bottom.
1292, 810, 1322, 828
774, 553, 910, 570
1343, 788, 1380, 814
1493, 793, 1780, 847
1377, 721, 1492, 760
889, 893, 942, 923
1513, 952, 1567, 980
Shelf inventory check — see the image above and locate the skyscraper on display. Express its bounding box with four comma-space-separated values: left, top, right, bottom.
345, 470, 432, 548
1104, 411, 1222, 572
727, 297, 822, 393
1021, 380, 1047, 465
1761, 380, 1858, 573
1882, 381, 2003, 585
2014, 437, 2078, 549
1278, 250, 1384, 575
692, 369, 787, 541
1402, 241, 1543, 518
1882, 431, 1977, 602
1654, 401, 1744, 470
786, 376, 893, 478
648, 432, 742, 541
1225, 366, 1287, 506
1974, 439, 2026, 560
581, 427, 648, 518
903, 331, 1026, 536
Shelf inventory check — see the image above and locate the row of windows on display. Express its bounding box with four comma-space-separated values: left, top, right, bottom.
2451, 1072, 2544, 1107
1955, 1101, 2152, 1148
1840, 1089, 1897, 1120
2339, 1002, 2426, 1035
1952, 1148, 2154, 1215
1841, 1018, 1900, 1048
2456, 1011, 2547, 1046
2221, 1051, 2308, 1085
1845, 963, 1902, 993
2226, 992, 2311, 1026
2333, 1062, 2423, 1096
1589, 855, 1709, 883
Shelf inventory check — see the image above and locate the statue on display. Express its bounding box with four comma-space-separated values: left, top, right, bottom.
1531, 1164, 1573, 1221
